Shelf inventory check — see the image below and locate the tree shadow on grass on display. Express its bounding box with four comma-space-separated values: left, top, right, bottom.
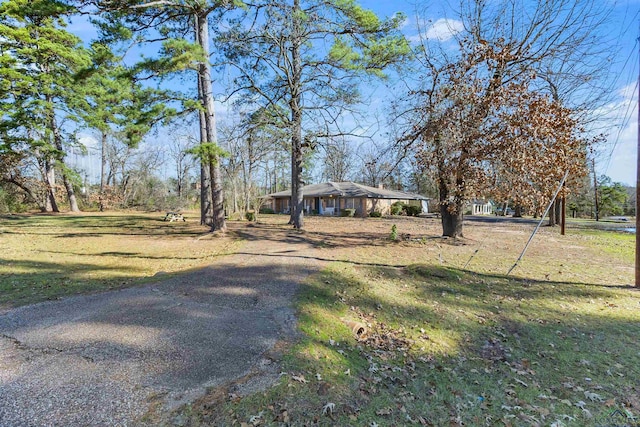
32, 249, 221, 261
0, 258, 147, 310
0, 214, 207, 238
224, 262, 640, 426
229, 221, 447, 251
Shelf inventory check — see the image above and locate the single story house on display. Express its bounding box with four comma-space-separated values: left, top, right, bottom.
264, 181, 430, 217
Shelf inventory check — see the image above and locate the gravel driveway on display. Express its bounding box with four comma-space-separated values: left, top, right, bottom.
0, 223, 324, 426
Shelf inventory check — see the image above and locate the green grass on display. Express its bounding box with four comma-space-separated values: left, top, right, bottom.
572, 228, 635, 260
0, 212, 240, 308
179, 226, 640, 427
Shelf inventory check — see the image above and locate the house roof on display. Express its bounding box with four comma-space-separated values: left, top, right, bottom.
266, 181, 429, 200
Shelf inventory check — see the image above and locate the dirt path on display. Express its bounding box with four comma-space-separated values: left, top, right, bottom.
0, 223, 325, 426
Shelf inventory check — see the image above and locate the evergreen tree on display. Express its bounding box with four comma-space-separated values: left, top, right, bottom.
0, 0, 90, 212
598, 176, 629, 217
82, 0, 245, 231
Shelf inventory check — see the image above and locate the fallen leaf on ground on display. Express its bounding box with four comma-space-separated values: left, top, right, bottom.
322, 402, 335, 415
292, 375, 307, 383
584, 391, 604, 402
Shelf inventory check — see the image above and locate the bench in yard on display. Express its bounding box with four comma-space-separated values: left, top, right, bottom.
164, 212, 186, 222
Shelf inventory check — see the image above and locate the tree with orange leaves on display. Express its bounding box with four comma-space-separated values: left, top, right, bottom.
398, 0, 614, 238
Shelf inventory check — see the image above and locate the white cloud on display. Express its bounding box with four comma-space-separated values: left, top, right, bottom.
407, 18, 464, 43
424, 18, 464, 42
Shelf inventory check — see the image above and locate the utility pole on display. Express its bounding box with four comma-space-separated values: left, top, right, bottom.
592, 158, 599, 221
636, 28, 640, 288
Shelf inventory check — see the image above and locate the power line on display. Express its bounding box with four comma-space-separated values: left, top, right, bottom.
602, 36, 639, 176
603, 75, 638, 175
595, 6, 640, 176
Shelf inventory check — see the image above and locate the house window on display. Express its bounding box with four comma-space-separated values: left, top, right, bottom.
325, 198, 335, 208
279, 198, 290, 213
345, 198, 356, 209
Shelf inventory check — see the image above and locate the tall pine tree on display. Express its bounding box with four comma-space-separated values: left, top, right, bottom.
74, 42, 176, 210
82, 0, 245, 231
0, 0, 90, 212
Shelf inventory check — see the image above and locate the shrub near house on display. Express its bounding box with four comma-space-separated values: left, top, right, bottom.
390, 201, 422, 216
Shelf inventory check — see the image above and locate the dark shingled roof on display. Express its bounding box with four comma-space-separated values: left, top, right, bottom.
266, 181, 429, 200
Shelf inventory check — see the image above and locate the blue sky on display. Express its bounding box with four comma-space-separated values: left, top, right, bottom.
67, 0, 640, 186
357, 0, 640, 186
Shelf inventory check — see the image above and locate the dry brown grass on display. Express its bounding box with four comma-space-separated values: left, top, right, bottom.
254, 214, 634, 287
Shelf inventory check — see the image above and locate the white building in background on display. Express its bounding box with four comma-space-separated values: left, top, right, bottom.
471, 200, 494, 215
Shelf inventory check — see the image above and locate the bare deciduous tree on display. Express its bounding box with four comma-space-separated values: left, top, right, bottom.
167, 133, 197, 201
220, 107, 287, 214
399, 0, 616, 237
321, 137, 354, 183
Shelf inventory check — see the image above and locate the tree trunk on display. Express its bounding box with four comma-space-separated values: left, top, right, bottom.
196, 12, 226, 232
48, 103, 80, 212
291, 130, 304, 228
106, 167, 114, 187
289, 0, 304, 229
195, 14, 216, 228
210, 161, 226, 230
232, 178, 238, 213
44, 158, 59, 212
243, 173, 252, 213
441, 202, 464, 238
100, 131, 107, 191
175, 154, 182, 200
289, 146, 296, 224
514, 205, 522, 217
438, 178, 463, 238
273, 161, 278, 193
200, 149, 212, 225
548, 200, 557, 226
61, 165, 80, 212
97, 131, 108, 211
